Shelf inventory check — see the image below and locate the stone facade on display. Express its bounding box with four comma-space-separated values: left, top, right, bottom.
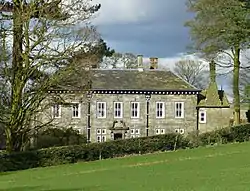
44, 92, 198, 142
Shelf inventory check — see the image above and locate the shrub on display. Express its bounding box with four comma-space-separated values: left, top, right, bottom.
231, 124, 250, 142
35, 127, 87, 149
1, 124, 250, 172
0, 133, 187, 172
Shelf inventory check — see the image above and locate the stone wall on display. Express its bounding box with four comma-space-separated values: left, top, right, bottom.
40, 93, 198, 142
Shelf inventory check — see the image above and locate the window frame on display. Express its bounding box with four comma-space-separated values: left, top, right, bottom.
156, 102, 165, 118
131, 102, 140, 118
96, 102, 107, 118
156, 129, 160, 135
175, 102, 184, 118
114, 102, 123, 118
161, 129, 165, 134
72, 102, 81, 118
52, 104, 61, 118
199, 109, 207, 123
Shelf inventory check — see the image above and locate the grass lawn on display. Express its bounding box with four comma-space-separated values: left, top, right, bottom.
1, 142, 250, 191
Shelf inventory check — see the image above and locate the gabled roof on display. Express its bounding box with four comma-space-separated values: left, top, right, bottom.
90, 69, 199, 91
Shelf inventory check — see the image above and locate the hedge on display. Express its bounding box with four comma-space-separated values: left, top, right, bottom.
0, 133, 188, 172
1, 123, 250, 172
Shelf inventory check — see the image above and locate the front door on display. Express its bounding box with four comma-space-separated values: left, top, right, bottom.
114, 133, 123, 140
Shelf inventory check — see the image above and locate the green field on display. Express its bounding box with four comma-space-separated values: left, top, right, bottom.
1, 142, 250, 191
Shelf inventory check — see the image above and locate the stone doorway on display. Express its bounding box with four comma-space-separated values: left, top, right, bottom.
114, 133, 123, 140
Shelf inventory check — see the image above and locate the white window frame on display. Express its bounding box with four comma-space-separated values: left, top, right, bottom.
97, 129, 101, 135
199, 109, 207, 123
96, 129, 107, 142
180, 129, 185, 134
130, 129, 135, 134
175, 102, 184, 118
130, 128, 140, 137
135, 129, 140, 135
97, 102, 107, 118
156, 102, 165, 118
114, 102, 123, 118
161, 129, 165, 134
131, 102, 140, 118
102, 136, 106, 142
52, 104, 61, 118
96, 128, 106, 135
156, 129, 160, 135
102, 129, 107, 135
155, 128, 165, 135
175, 129, 180, 133
97, 136, 101, 143
72, 103, 81, 118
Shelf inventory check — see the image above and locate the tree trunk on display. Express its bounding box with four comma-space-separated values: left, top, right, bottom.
6, 1, 24, 153
233, 46, 241, 125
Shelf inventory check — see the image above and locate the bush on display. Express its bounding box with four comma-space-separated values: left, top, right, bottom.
1, 123, 250, 172
35, 127, 87, 149
0, 133, 187, 172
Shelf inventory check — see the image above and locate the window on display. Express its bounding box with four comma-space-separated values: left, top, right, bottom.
175, 129, 180, 133
97, 136, 106, 142
52, 104, 61, 118
131, 102, 140, 118
156, 102, 165, 118
114, 102, 123, 118
97, 102, 106, 118
175, 102, 184, 118
156, 129, 160, 135
72, 103, 80, 118
130, 128, 140, 138
180, 129, 185, 134
155, 128, 165, 135
96, 128, 107, 142
96, 128, 106, 135
161, 129, 165, 134
102, 129, 107, 134
135, 129, 140, 135
175, 128, 185, 134
97, 129, 101, 135
199, 110, 206, 123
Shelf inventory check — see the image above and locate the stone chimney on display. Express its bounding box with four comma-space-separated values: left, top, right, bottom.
209, 60, 216, 83
137, 55, 143, 68
150, 57, 158, 69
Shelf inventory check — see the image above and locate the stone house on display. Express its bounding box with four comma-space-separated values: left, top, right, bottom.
42, 56, 232, 143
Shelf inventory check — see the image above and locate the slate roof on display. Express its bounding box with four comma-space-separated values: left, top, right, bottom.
90, 69, 199, 91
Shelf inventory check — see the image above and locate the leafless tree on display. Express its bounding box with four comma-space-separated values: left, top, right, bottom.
173, 59, 207, 89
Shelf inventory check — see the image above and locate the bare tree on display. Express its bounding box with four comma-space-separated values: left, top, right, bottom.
101, 52, 138, 69
173, 59, 207, 89
0, 0, 101, 152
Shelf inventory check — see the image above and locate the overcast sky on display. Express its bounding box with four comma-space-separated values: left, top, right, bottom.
93, 0, 192, 58
92, 0, 234, 95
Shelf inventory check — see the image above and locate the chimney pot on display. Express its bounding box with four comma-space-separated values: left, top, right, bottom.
150, 57, 158, 69
137, 55, 143, 71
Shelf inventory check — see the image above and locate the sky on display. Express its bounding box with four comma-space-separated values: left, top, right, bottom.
93, 0, 192, 59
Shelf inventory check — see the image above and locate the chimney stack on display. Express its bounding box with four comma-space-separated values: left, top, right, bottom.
150, 57, 158, 69
137, 55, 143, 68
209, 60, 216, 83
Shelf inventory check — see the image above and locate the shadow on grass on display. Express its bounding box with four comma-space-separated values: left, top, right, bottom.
0, 172, 13, 176
0, 186, 102, 191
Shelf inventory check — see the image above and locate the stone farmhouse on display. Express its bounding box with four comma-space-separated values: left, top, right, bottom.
42, 56, 232, 143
